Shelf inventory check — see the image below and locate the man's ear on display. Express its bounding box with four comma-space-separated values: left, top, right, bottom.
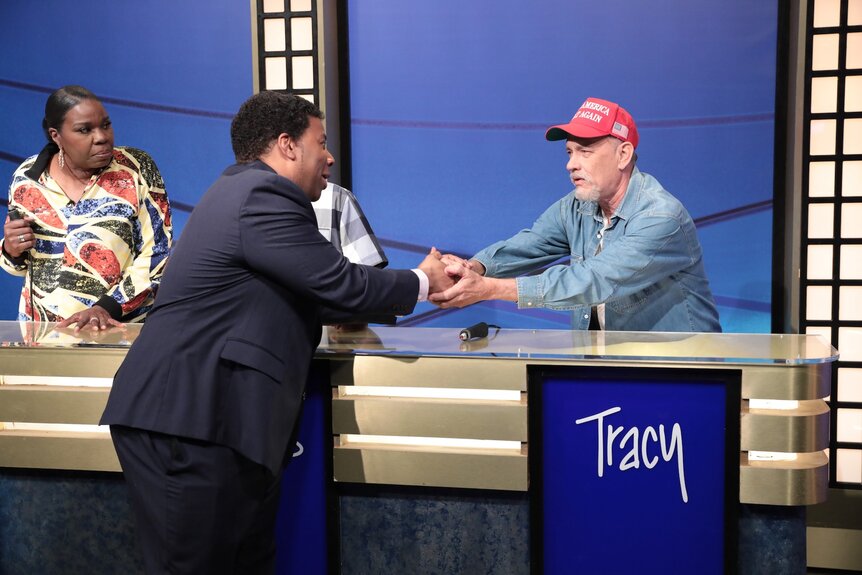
277, 133, 297, 161
617, 141, 635, 170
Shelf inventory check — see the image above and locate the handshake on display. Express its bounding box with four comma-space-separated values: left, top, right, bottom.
416, 248, 517, 308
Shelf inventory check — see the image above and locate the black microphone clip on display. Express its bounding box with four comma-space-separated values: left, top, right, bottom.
459, 321, 489, 341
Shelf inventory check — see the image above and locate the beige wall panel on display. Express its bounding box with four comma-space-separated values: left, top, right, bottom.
333, 445, 527, 491
741, 364, 831, 400
0, 433, 119, 472
1, 349, 126, 378
740, 452, 828, 505
0, 386, 109, 424
808, 527, 862, 571
331, 356, 528, 390
741, 399, 831, 452
332, 397, 527, 440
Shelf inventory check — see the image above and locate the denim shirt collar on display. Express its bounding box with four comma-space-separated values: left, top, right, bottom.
613, 166, 643, 222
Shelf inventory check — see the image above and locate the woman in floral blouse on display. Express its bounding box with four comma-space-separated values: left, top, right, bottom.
1, 85, 172, 329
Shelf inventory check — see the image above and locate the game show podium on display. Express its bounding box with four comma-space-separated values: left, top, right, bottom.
0, 321, 835, 574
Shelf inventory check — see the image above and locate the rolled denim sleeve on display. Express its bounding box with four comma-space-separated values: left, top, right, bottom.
473, 195, 574, 279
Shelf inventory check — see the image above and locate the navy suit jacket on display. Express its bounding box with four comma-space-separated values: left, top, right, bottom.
101, 161, 419, 472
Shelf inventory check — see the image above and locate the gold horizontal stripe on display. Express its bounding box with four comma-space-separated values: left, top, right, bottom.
741, 399, 831, 452
740, 451, 828, 505
0, 432, 120, 472
0, 386, 109, 424
332, 397, 527, 440
331, 356, 527, 390
333, 445, 528, 491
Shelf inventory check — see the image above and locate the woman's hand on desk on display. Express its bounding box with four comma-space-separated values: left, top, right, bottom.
56, 305, 124, 333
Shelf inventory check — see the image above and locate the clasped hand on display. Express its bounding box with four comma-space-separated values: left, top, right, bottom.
417, 249, 492, 308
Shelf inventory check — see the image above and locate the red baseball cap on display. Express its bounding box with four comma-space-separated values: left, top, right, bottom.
545, 97, 639, 148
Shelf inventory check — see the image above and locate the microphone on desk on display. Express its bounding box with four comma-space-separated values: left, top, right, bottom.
459, 321, 489, 341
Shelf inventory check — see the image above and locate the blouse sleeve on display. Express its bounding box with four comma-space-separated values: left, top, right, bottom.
95, 148, 172, 320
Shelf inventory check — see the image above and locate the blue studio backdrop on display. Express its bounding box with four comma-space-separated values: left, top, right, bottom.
1, 1, 777, 334
347, 0, 778, 333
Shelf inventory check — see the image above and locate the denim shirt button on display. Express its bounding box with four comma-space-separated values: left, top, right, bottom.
583, 314, 589, 319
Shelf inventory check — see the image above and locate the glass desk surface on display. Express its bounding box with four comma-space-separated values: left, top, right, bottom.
0, 321, 838, 366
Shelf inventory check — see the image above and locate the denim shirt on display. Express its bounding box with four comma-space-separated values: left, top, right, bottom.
473, 167, 721, 332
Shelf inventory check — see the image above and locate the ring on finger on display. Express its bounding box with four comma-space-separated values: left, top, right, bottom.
18, 234, 24, 243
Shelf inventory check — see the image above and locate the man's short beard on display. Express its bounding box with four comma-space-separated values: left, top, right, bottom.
574, 186, 600, 203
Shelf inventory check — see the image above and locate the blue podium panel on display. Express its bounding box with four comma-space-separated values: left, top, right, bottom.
530, 367, 740, 575
275, 361, 331, 575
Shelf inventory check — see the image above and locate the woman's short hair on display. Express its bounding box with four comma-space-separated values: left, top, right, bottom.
43, 85, 99, 142
231, 92, 324, 163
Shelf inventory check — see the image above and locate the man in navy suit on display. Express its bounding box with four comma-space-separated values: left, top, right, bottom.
101, 92, 451, 574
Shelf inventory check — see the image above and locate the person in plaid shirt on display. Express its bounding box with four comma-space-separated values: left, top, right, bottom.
312, 182, 387, 268
312, 182, 395, 326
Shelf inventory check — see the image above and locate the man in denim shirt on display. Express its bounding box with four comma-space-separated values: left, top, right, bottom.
431, 97, 721, 332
